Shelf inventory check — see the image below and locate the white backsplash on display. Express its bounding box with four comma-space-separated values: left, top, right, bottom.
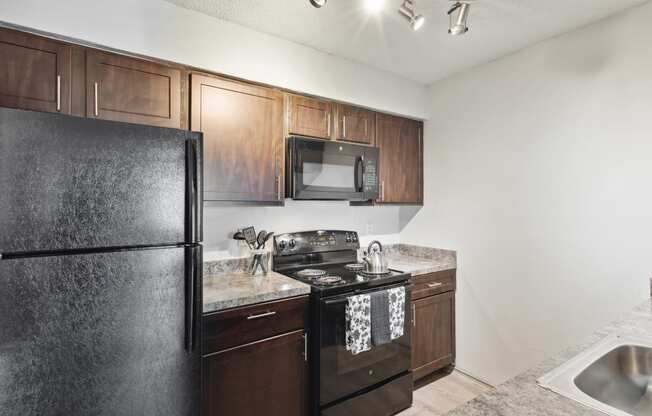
203, 199, 404, 259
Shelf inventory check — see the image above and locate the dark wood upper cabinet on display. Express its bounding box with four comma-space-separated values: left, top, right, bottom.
202, 329, 308, 416
191, 74, 284, 202
288, 94, 333, 140
336, 104, 375, 145
375, 114, 423, 204
86, 51, 182, 128
411, 290, 456, 381
0, 28, 72, 115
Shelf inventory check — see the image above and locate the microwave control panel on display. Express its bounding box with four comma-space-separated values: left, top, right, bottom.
363, 159, 378, 192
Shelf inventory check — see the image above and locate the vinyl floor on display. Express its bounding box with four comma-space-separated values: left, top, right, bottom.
397, 370, 493, 416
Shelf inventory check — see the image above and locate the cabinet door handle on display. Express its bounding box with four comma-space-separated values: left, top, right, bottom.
327, 112, 331, 137
276, 175, 282, 200
246, 311, 277, 320
93, 82, 99, 117
342, 115, 347, 138
303, 333, 308, 362
56, 75, 61, 112
381, 181, 386, 201
428, 282, 443, 288
412, 304, 416, 327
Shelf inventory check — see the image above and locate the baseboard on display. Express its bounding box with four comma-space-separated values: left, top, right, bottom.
453, 366, 495, 388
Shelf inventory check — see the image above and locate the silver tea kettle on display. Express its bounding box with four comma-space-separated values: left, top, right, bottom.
362, 241, 389, 274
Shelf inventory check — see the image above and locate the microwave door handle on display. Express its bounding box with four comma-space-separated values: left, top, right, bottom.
354, 156, 364, 192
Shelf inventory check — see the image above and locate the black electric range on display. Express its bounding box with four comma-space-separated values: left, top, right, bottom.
273, 230, 413, 416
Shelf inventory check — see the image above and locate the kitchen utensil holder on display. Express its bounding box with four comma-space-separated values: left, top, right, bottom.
250, 249, 270, 276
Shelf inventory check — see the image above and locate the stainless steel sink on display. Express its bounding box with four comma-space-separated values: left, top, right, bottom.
538, 335, 652, 416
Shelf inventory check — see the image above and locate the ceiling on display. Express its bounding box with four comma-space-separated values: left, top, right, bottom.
164, 0, 647, 84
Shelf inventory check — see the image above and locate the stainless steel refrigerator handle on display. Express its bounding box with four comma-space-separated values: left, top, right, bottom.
56, 75, 61, 112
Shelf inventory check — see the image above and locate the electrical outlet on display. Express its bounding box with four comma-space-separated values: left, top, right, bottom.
365, 223, 374, 235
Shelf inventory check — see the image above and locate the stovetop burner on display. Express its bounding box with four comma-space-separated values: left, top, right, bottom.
344, 263, 366, 271
296, 269, 327, 278
314, 276, 344, 285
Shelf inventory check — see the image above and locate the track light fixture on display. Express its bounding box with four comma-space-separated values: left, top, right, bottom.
398, 0, 425, 31
448, 1, 471, 35
309, 0, 327, 8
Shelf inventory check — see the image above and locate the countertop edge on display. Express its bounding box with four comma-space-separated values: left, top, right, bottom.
203, 286, 311, 314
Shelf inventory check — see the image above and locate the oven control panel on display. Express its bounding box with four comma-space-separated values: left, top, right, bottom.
274, 230, 360, 255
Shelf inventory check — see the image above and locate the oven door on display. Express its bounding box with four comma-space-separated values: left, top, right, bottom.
290, 137, 377, 201
319, 282, 412, 406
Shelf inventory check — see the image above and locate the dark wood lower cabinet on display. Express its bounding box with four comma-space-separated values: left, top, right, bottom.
411, 290, 456, 381
202, 330, 308, 416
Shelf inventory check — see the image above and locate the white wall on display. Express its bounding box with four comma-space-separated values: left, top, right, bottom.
402, 3, 652, 385
0, 0, 428, 119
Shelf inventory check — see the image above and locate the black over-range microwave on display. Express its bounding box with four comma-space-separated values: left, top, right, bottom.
286, 136, 379, 201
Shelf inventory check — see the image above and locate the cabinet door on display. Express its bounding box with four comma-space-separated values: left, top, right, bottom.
288, 94, 333, 139
86, 51, 182, 128
202, 330, 309, 416
376, 114, 423, 204
336, 104, 375, 144
191, 74, 284, 202
412, 291, 455, 381
0, 28, 71, 114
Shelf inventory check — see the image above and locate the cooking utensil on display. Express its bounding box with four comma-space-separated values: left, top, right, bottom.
256, 230, 267, 249
262, 232, 274, 247
241, 226, 257, 249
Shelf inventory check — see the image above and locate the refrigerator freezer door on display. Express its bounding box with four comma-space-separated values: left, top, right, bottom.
0, 245, 201, 416
0, 107, 202, 254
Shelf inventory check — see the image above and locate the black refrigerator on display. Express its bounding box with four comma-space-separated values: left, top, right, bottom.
0, 107, 202, 416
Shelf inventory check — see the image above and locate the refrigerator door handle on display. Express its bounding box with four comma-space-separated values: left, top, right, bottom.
185, 245, 202, 352
185, 137, 202, 243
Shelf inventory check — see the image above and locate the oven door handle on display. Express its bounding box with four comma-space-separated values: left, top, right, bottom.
354, 156, 364, 193
323, 282, 413, 305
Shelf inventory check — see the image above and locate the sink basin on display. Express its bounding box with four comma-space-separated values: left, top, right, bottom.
538, 335, 652, 416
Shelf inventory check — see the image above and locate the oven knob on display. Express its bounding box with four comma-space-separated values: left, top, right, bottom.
289, 239, 296, 248
278, 241, 287, 250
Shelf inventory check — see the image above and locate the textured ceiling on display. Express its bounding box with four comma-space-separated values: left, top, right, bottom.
164, 0, 647, 84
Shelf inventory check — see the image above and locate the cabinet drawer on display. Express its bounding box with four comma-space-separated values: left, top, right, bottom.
203, 296, 309, 354
412, 270, 456, 300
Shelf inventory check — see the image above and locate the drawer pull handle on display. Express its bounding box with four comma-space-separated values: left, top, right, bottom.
246, 311, 277, 320
428, 282, 443, 288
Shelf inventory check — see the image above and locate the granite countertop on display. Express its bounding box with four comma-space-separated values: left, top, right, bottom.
386, 254, 456, 276
445, 298, 652, 415
384, 245, 457, 276
202, 243, 455, 313
203, 271, 311, 314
